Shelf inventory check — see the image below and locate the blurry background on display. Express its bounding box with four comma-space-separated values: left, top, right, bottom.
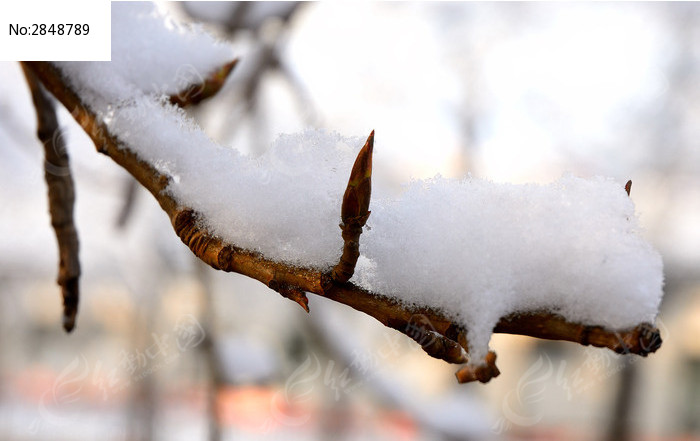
1, 2, 699, 440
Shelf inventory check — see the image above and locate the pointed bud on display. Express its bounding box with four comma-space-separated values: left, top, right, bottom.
170, 59, 238, 107
341, 130, 374, 224
332, 131, 374, 283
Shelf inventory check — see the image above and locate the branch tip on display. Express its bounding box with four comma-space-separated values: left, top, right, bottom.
169, 58, 238, 107
62, 303, 77, 332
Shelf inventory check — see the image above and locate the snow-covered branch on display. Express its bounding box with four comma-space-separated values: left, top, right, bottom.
18, 2, 664, 384
22, 59, 662, 383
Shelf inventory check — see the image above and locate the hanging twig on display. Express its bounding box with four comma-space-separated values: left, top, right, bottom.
21, 64, 81, 332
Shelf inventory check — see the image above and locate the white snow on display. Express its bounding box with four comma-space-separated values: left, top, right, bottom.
358, 175, 663, 360
53, 2, 664, 361
107, 97, 358, 267
55, 2, 235, 107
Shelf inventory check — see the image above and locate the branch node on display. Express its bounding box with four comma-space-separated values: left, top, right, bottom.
268, 279, 310, 313
173, 209, 220, 266
217, 245, 236, 271
455, 351, 500, 384
404, 314, 467, 363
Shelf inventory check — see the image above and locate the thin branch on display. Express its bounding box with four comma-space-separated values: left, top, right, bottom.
21, 61, 662, 383
21, 64, 81, 332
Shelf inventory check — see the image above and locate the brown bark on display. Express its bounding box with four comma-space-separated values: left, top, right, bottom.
21, 64, 81, 332
21, 60, 662, 383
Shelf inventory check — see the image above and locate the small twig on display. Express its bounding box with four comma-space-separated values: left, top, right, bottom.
494, 314, 661, 356
331, 131, 374, 283
21, 63, 81, 332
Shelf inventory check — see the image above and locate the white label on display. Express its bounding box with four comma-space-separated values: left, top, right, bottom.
0, 0, 110, 61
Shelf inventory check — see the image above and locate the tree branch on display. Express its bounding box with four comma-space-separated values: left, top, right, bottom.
21, 64, 81, 332
21, 60, 662, 383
